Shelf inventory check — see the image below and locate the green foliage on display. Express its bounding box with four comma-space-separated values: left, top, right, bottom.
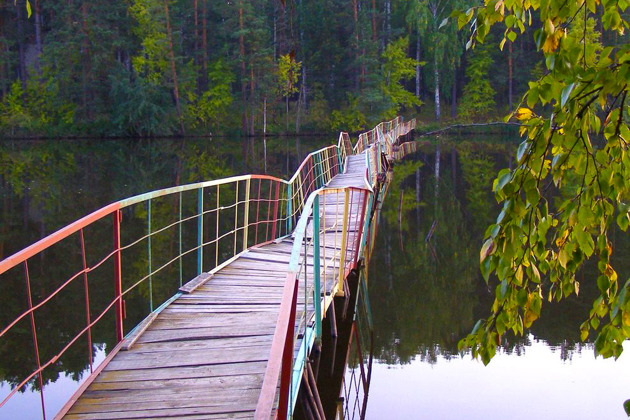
0, 79, 75, 136
458, 143, 496, 228
109, 72, 175, 137
185, 60, 235, 132
382, 159, 424, 232
129, 0, 170, 84
380, 36, 423, 118
277, 53, 301, 99
455, 0, 630, 364
458, 42, 496, 121
330, 95, 367, 133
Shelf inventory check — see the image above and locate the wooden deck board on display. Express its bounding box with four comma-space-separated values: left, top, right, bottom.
62, 150, 370, 420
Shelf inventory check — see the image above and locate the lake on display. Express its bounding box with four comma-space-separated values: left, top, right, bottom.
1, 135, 629, 419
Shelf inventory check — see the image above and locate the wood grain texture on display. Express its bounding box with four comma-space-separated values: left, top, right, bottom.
62, 150, 369, 420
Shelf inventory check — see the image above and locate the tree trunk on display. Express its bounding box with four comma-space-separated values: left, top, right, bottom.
163, 0, 185, 134
295, 82, 302, 134
250, 65, 255, 136
451, 66, 457, 119
81, 3, 91, 119
353, 0, 360, 91
201, 0, 208, 91
0, 16, 7, 96
239, 3, 247, 135
194, 0, 199, 58
263, 97, 267, 136
286, 95, 289, 133
372, 0, 377, 42
434, 48, 440, 121
302, 64, 307, 109
416, 166, 421, 229
385, 0, 391, 44
508, 40, 513, 112
34, 0, 43, 74
16, 0, 27, 90
416, 33, 421, 100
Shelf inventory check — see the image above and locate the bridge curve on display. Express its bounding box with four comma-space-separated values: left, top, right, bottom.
0, 118, 417, 420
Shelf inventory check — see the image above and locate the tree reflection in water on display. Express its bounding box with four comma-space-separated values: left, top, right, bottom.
365, 138, 630, 420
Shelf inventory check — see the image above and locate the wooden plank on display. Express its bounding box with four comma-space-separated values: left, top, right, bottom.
62, 151, 372, 420
105, 346, 270, 371
88, 373, 264, 392
65, 403, 257, 419
76, 387, 260, 406
179, 272, 213, 293
99, 362, 268, 381
135, 325, 275, 344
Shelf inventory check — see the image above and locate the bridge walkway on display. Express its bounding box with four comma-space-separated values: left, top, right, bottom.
61, 153, 369, 419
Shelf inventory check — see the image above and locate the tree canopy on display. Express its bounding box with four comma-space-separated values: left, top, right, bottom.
454, 0, 630, 364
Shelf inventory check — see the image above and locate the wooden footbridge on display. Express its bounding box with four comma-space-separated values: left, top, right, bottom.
0, 118, 417, 420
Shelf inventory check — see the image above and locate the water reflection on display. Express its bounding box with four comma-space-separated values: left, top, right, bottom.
0, 135, 330, 419
366, 138, 630, 419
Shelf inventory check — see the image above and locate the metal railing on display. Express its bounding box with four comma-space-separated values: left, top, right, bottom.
256, 117, 418, 419
0, 137, 355, 419
0, 174, 294, 419
0, 116, 418, 420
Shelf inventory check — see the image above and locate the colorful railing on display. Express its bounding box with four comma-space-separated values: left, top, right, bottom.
0, 117, 418, 420
0, 174, 294, 418
0, 142, 346, 420
256, 118, 418, 419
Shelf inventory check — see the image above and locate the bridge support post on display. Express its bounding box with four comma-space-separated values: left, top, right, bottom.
113, 210, 124, 343
197, 187, 204, 275
313, 195, 322, 342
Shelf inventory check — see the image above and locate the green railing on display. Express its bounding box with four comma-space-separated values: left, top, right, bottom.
0, 116, 417, 420
256, 117, 418, 419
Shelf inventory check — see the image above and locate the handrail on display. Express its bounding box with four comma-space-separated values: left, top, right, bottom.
256, 117, 418, 419
0, 139, 347, 419
0, 116, 419, 420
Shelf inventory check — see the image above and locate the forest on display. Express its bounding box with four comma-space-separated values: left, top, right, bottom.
0, 0, 623, 138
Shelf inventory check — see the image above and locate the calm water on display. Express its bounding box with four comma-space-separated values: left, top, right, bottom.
0, 135, 329, 420
2, 136, 630, 419
365, 141, 630, 419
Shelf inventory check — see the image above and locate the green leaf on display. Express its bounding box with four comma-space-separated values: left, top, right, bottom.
617, 212, 630, 231
480, 238, 495, 263
439, 18, 449, 29
495, 170, 512, 192
597, 275, 610, 295
471, 319, 483, 335
516, 140, 529, 164
576, 230, 595, 257
560, 83, 575, 107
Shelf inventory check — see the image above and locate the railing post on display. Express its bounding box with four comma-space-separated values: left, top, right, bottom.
80, 229, 94, 373
243, 177, 251, 251
354, 191, 369, 265
147, 199, 153, 312
113, 210, 124, 343
287, 184, 293, 232
359, 194, 373, 261
179, 192, 183, 287
197, 187, 204, 275
216, 185, 220, 267
336, 146, 342, 174
278, 273, 299, 419
272, 181, 280, 239
24, 261, 47, 420
338, 188, 350, 291
313, 195, 322, 341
